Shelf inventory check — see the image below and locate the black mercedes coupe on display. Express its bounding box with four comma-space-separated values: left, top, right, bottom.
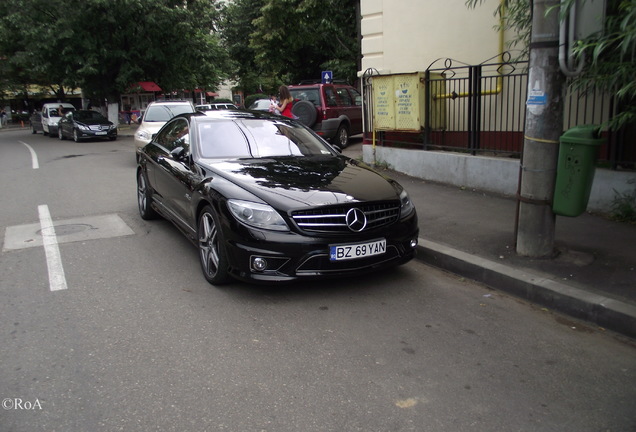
136, 110, 418, 285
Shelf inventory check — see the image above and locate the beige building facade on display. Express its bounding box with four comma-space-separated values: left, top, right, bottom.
359, 0, 508, 77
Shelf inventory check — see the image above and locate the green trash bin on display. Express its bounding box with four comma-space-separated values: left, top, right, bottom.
552, 125, 604, 217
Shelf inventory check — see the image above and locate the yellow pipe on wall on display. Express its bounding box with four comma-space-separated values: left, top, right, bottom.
433, 0, 506, 101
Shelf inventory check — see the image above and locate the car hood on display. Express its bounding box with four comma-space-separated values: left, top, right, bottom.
199, 156, 401, 209
139, 122, 167, 135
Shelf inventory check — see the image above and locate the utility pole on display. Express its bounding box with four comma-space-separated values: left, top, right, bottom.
516, 0, 565, 257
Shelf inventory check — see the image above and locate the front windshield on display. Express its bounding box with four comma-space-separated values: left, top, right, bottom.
197, 119, 335, 159
144, 104, 192, 122
75, 111, 107, 122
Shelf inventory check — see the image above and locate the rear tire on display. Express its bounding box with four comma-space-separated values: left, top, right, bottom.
198, 205, 231, 285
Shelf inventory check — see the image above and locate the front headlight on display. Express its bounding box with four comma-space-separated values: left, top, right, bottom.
136, 129, 151, 141
228, 200, 289, 231
399, 189, 415, 218
77, 124, 89, 131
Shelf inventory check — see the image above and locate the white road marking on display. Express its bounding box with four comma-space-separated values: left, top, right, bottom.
38, 205, 68, 292
19, 141, 39, 169
3, 214, 135, 251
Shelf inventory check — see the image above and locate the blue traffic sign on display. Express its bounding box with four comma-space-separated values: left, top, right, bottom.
322, 71, 333, 84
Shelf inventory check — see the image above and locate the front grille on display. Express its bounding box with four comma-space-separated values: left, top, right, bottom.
291, 202, 400, 233
88, 124, 109, 131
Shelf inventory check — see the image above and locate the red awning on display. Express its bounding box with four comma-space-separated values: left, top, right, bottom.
135, 81, 162, 92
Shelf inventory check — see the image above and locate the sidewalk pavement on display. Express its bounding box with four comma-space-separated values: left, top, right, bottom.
10, 124, 636, 338
339, 142, 636, 339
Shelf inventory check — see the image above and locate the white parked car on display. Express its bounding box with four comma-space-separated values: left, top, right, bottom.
134, 100, 195, 156
41, 102, 76, 137
196, 103, 238, 111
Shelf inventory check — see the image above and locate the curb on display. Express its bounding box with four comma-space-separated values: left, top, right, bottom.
416, 238, 636, 339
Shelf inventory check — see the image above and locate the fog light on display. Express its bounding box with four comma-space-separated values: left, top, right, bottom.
252, 257, 267, 272
410, 239, 418, 248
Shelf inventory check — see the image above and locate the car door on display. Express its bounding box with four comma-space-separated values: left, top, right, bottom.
59, 112, 72, 137
151, 118, 197, 232
41, 106, 49, 133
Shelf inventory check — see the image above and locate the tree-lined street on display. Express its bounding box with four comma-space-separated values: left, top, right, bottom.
1, 129, 635, 431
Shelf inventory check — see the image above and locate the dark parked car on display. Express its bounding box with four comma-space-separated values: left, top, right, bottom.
136, 110, 418, 285
58, 110, 117, 142
289, 81, 363, 148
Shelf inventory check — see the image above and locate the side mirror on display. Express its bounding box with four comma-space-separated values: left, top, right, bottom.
171, 146, 187, 161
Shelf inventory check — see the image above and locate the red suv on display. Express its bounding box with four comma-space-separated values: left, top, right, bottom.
289, 81, 362, 148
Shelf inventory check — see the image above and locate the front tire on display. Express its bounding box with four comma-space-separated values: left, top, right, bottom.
137, 170, 158, 220
73, 130, 80, 142
198, 206, 231, 285
58, 127, 65, 140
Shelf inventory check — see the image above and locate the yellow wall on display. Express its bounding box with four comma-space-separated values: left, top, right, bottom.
360, 0, 507, 76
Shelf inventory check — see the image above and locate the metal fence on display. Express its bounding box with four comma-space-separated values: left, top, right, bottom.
362, 56, 634, 170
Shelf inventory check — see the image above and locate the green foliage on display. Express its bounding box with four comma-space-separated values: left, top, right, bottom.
220, 0, 359, 94
466, 0, 636, 132
0, 0, 230, 102
571, 0, 636, 131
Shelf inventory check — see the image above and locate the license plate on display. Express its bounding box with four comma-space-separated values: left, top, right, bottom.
330, 239, 386, 261
95, 131, 107, 135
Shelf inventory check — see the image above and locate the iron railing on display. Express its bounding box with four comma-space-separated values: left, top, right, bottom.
362, 56, 634, 170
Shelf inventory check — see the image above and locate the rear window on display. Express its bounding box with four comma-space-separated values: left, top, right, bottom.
289, 89, 321, 106
144, 104, 193, 122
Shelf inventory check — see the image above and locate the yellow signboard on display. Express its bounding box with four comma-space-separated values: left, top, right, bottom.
372, 72, 446, 131
372, 76, 394, 130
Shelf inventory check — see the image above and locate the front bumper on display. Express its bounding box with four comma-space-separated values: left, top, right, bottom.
77, 128, 117, 140
222, 213, 419, 283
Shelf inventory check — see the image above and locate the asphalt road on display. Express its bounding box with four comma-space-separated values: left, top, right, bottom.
1, 129, 635, 432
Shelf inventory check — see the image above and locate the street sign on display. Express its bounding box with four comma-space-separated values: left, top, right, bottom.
322, 71, 333, 84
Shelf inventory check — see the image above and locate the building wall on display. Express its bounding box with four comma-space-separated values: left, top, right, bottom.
362, 145, 636, 214
360, 0, 506, 76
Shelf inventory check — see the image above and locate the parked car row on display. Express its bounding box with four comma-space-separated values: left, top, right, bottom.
30, 103, 117, 142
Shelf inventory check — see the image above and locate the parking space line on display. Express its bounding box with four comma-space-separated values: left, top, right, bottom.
19, 141, 39, 169
38, 205, 67, 291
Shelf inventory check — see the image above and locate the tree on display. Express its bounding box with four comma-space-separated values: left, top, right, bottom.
572, 0, 636, 130
219, 0, 275, 94
220, 0, 360, 94
0, 0, 230, 105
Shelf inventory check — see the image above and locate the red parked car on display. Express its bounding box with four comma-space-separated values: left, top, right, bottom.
289, 81, 363, 148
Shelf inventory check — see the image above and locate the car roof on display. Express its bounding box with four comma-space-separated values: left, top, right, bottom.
148, 100, 193, 105
175, 109, 281, 123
